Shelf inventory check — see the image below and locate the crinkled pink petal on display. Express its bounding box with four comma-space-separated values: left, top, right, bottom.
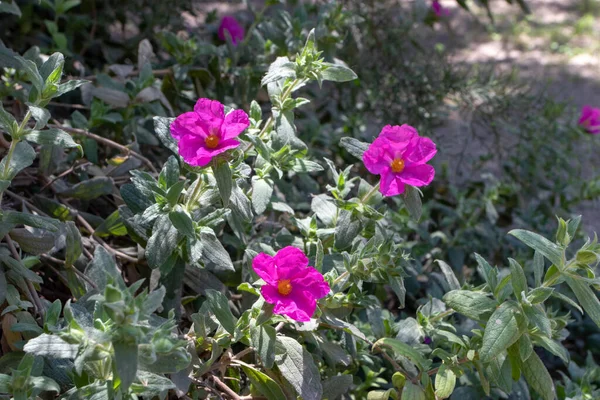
273, 246, 309, 275
379, 125, 416, 148
261, 284, 284, 305
274, 290, 316, 322
400, 164, 435, 186
177, 136, 240, 167
380, 169, 406, 196
194, 99, 224, 136
291, 267, 330, 299
363, 138, 395, 174
404, 136, 437, 164
222, 109, 250, 140
171, 112, 207, 141
262, 285, 315, 322
218, 16, 245, 45
252, 253, 278, 286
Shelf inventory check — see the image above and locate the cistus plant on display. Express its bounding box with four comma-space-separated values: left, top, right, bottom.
2, 1, 600, 400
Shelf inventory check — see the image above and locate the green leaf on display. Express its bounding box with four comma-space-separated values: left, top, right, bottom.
533, 251, 544, 287
92, 87, 130, 108
9, 228, 55, 255
373, 338, 428, 371
199, 228, 234, 272
402, 381, 426, 400
25, 128, 81, 151
17, 56, 44, 93
57, 176, 114, 200
213, 160, 232, 207
54, 80, 88, 98
113, 341, 138, 391
130, 371, 176, 396
549, 290, 583, 314
0, 0, 21, 16
367, 390, 393, 400
402, 185, 423, 221
0, 141, 36, 180
0, 103, 17, 135
518, 334, 533, 361
3, 210, 62, 232
509, 229, 564, 267
335, 209, 361, 250
153, 117, 178, 155
230, 183, 253, 221
250, 100, 262, 121
251, 324, 276, 369
321, 62, 358, 82
434, 365, 456, 399
39, 52, 64, 83
275, 336, 322, 400
576, 250, 598, 265
435, 260, 460, 291
95, 210, 127, 237
261, 57, 297, 86
339, 137, 369, 159
474, 253, 498, 292
160, 156, 180, 188
23, 334, 78, 358
442, 290, 496, 320
26, 104, 50, 130
479, 302, 524, 362
65, 221, 82, 268
240, 363, 286, 400
204, 289, 237, 335
521, 351, 555, 400
509, 258, 528, 298
272, 109, 306, 152
527, 287, 553, 304
565, 274, 600, 328
251, 176, 273, 215
0, 254, 43, 283
534, 334, 569, 364
169, 208, 195, 238
146, 214, 179, 269
322, 375, 353, 400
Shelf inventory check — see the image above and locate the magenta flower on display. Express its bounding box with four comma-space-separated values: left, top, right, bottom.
218, 16, 245, 46
578, 105, 600, 135
170, 98, 249, 167
432, 0, 450, 17
252, 246, 330, 322
362, 124, 437, 197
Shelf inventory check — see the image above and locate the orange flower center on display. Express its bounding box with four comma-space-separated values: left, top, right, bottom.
277, 279, 293, 296
390, 158, 405, 173
205, 134, 220, 149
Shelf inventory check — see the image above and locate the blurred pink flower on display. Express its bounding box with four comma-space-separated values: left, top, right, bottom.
170, 98, 249, 167
578, 105, 600, 135
432, 0, 450, 17
218, 16, 245, 45
363, 125, 437, 197
252, 246, 330, 322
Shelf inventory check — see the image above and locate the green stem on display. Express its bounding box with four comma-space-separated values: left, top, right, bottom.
186, 175, 205, 211
361, 182, 381, 204
2, 138, 18, 179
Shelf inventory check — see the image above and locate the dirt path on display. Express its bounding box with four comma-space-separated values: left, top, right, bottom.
433, 0, 600, 235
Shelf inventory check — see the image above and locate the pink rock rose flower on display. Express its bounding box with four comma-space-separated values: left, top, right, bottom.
218, 16, 245, 46
252, 246, 330, 322
578, 105, 600, 135
432, 0, 450, 17
362, 124, 437, 197
170, 98, 249, 167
